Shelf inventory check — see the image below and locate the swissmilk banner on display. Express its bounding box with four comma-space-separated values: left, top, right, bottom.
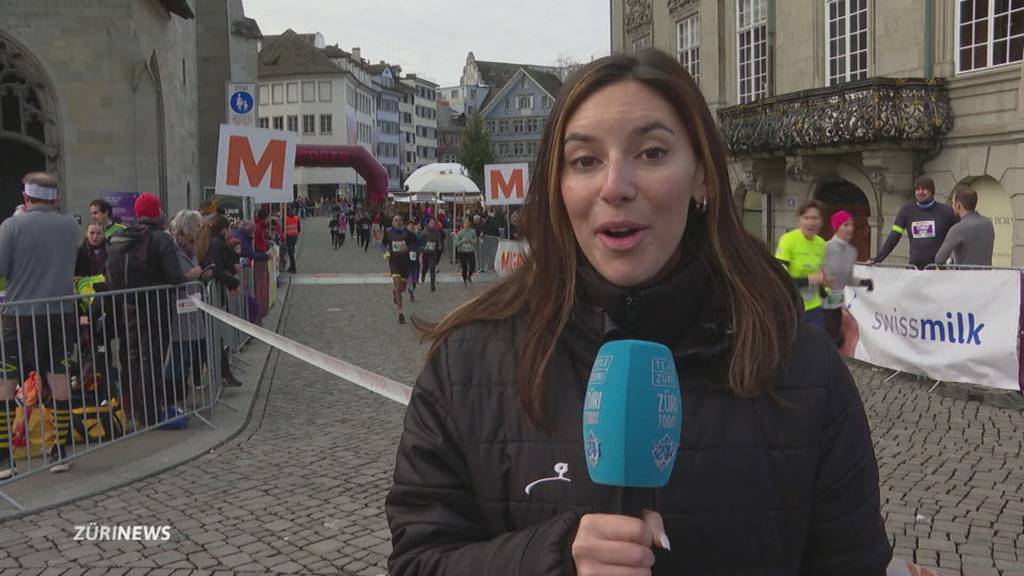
844, 265, 1021, 392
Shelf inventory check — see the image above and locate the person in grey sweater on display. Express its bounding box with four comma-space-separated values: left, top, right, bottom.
823, 210, 873, 348
0, 172, 80, 477
934, 184, 995, 267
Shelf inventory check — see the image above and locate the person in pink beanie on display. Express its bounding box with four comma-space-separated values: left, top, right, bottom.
823, 210, 873, 349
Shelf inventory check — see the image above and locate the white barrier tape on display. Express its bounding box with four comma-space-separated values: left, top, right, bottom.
190, 295, 413, 405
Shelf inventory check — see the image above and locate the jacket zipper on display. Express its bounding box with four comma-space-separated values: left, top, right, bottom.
624, 293, 639, 335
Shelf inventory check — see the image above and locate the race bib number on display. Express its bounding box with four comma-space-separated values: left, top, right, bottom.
425, 242, 436, 252
458, 244, 475, 253
910, 220, 936, 239
361, 224, 369, 230
391, 241, 407, 253
409, 251, 417, 261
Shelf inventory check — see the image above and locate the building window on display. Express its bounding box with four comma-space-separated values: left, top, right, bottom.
287, 115, 298, 133
287, 82, 298, 103
272, 84, 284, 104
258, 84, 269, 106
273, 116, 284, 131
498, 120, 509, 134
827, 0, 869, 85
320, 114, 332, 134
526, 118, 538, 133
677, 13, 701, 84
319, 81, 332, 102
513, 119, 524, 133
258, 117, 269, 129
631, 34, 652, 53
958, 0, 1024, 73
738, 0, 769, 104
302, 81, 316, 102
513, 142, 525, 156
541, 95, 552, 108
303, 114, 316, 135
517, 95, 534, 109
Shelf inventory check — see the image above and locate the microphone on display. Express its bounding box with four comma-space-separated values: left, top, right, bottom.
582, 340, 682, 488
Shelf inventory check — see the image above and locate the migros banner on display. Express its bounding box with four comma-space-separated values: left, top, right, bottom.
844, 265, 1021, 392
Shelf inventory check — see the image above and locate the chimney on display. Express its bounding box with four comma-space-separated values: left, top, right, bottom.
352, 47, 361, 60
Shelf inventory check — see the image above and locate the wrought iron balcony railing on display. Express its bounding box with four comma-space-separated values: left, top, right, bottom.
717, 78, 953, 157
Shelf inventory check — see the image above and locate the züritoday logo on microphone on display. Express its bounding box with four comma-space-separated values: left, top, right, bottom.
73, 523, 172, 542
871, 309, 985, 345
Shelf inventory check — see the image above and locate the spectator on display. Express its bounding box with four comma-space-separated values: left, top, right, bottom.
197, 215, 240, 293
775, 200, 830, 329
0, 172, 79, 477
934, 184, 995, 266
89, 199, 126, 239
75, 223, 108, 277
166, 210, 208, 417
197, 215, 242, 388
106, 192, 192, 427
870, 176, 957, 269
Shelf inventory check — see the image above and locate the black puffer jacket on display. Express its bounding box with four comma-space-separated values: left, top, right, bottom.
386, 249, 891, 575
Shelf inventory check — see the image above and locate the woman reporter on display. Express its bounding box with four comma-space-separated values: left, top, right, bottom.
386, 50, 890, 575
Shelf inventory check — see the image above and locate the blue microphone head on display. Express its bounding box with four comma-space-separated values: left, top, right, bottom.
582, 339, 682, 488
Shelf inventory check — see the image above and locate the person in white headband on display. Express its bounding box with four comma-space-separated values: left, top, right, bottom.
23, 182, 58, 201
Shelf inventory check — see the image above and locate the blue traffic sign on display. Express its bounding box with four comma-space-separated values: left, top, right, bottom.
230, 91, 254, 114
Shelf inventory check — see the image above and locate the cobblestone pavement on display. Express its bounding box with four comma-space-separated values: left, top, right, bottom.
0, 217, 1021, 575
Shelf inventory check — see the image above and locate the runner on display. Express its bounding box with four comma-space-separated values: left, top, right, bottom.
822, 210, 873, 348
328, 217, 339, 249
454, 216, 479, 285
336, 210, 348, 248
775, 200, 831, 329
358, 211, 372, 252
420, 217, 443, 292
384, 215, 415, 324
405, 221, 423, 303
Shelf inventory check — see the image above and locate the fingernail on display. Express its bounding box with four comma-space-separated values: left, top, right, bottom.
659, 532, 671, 551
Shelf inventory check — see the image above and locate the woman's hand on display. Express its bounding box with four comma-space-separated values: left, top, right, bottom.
572, 510, 670, 576
185, 266, 202, 281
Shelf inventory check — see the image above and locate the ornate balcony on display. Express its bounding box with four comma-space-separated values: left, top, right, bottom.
717, 78, 953, 157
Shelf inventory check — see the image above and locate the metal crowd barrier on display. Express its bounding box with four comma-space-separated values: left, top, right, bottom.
478, 235, 501, 274
0, 272, 263, 506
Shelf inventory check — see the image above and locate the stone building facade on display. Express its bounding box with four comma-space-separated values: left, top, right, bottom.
0, 0, 203, 221
612, 0, 1024, 267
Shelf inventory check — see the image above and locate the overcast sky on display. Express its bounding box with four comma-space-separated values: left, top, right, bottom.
244, 0, 610, 87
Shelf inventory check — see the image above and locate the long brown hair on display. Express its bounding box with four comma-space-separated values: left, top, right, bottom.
418, 50, 799, 427
196, 214, 230, 264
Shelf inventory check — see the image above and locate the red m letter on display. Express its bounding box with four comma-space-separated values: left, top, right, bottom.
226, 136, 286, 188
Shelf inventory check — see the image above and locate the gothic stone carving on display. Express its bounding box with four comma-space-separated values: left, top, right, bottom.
717, 78, 954, 158
625, 0, 653, 34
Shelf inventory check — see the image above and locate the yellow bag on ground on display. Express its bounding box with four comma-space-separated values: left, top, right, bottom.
12, 405, 55, 460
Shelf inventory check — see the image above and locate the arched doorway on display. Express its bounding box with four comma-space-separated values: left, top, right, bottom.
958, 176, 1012, 267
0, 37, 59, 220
740, 186, 764, 241
816, 180, 871, 260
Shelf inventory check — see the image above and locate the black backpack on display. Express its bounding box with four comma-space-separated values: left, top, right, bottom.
106, 224, 151, 289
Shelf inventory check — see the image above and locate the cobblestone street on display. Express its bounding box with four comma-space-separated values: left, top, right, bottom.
0, 218, 1021, 575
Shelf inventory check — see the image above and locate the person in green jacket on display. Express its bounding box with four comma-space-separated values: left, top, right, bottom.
454, 217, 479, 285
89, 199, 126, 238
775, 200, 831, 329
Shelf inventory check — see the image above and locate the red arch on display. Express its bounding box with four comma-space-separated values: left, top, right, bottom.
294, 145, 388, 205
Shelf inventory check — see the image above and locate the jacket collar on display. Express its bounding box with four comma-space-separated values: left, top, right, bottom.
573, 227, 731, 358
